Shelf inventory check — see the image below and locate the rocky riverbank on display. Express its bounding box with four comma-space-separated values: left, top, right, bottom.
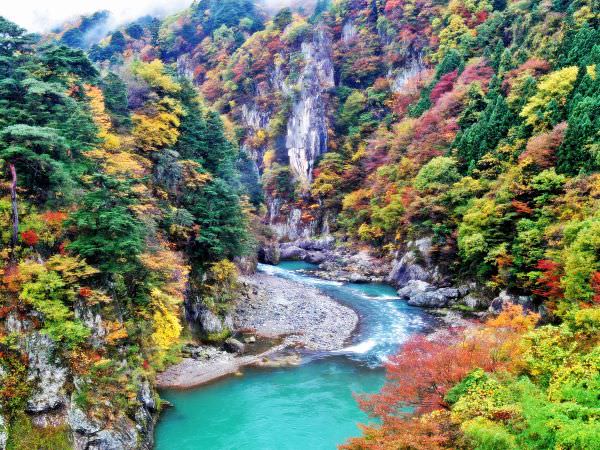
263, 237, 540, 317
156, 270, 358, 389
235, 272, 358, 351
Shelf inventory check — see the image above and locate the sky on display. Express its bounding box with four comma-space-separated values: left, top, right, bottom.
0, 0, 194, 32
0, 0, 305, 33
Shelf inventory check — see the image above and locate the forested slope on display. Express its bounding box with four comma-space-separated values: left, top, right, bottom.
0, 16, 251, 449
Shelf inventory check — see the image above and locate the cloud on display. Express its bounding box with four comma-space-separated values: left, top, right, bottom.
0, 0, 194, 32
259, 0, 317, 12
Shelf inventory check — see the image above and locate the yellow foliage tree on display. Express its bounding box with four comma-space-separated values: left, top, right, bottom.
133, 98, 182, 152
150, 288, 183, 350
131, 59, 181, 94
520, 66, 579, 132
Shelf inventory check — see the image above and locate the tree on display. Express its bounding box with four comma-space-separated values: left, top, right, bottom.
414, 157, 461, 191
67, 176, 145, 275
520, 67, 579, 132
185, 178, 248, 264
100, 72, 131, 129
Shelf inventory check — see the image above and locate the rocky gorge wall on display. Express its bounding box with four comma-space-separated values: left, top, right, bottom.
1, 311, 158, 450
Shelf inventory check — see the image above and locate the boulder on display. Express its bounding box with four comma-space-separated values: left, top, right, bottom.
257, 244, 280, 265
489, 290, 534, 313
279, 245, 308, 261
461, 293, 489, 309
199, 309, 225, 334
397, 280, 435, 298
398, 280, 460, 308
305, 251, 328, 264
408, 287, 460, 308
224, 338, 246, 354
293, 236, 335, 251
388, 238, 439, 286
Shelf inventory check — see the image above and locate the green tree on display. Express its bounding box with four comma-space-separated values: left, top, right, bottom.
67, 176, 145, 275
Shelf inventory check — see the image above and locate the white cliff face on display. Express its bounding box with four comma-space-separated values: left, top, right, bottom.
391, 55, 426, 93
176, 54, 196, 80
286, 27, 334, 189
25, 332, 69, 414
342, 20, 358, 43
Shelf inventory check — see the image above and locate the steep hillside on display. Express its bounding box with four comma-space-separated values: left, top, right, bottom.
0, 15, 250, 449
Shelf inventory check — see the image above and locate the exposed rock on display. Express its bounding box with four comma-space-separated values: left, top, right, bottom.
268, 203, 316, 241
74, 302, 107, 348
461, 293, 490, 310
68, 404, 105, 436
292, 236, 335, 251
258, 244, 281, 265
234, 255, 258, 275
224, 338, 246, 354
279, 245, 308, 261
397, 280, 435, 297
30, 408, 67, 428
391, 55, 426, 93
286, 27, 334, 188
388, 238, 441, 287
199, 309, 225, 334
138, 381, 156, 412
25, 332, 68, 413
0, 413, 7, 450
243, 335, 256, 344
489, 290, 534, 313
78, 416, 139, 450
305, 251, 327, 264
186, 301, 230, 336
398, 280, 460, 308
69, 400, 153, 450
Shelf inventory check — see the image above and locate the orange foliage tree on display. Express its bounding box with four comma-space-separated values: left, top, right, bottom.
344, 306, 539, 449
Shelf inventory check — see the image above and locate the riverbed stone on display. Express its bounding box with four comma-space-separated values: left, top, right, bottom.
398, 280, 460, 308
279, 245, 308, 261
258, 244, 280, 265
224, 338, 246, 354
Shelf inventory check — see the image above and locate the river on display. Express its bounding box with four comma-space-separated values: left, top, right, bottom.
155, 261, 435, 449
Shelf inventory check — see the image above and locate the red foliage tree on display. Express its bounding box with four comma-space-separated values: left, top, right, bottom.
532, 259, 564, 300
345, 306, 538, 449
21, 230, 39, 247
590, 272, 600, 304
518, 122, 566, 169
429, 70, 458, 104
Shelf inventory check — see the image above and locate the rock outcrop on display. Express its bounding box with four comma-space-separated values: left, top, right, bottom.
286, 27, 335, 188
388, 238, 443, 287
397, 280, 461, 308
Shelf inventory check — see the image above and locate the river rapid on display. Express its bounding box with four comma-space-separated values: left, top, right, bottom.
155, 261, 436, 449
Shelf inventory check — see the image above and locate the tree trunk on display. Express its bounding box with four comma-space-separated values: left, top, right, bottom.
9, 163, 19, 247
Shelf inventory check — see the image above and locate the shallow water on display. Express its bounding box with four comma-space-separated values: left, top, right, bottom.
155, 262, 433, 450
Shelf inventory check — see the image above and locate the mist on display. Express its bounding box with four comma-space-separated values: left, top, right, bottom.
258, 0, 318, 13
0, 0, 194, 33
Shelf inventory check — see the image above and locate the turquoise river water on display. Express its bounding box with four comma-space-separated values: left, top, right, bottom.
155, 261, 435, 450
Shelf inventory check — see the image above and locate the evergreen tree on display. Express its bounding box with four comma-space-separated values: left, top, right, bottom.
67, 176, 145, 275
